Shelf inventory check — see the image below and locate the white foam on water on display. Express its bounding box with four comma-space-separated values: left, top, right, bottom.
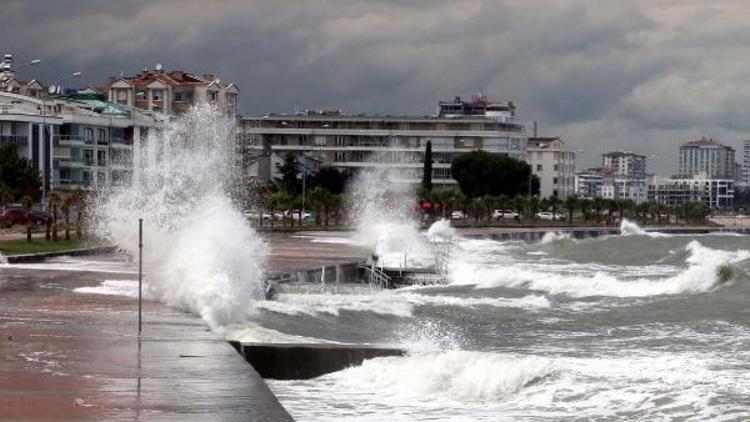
425, 218, 457, 242
538, 231, 573, 245
0, 251, 6, 264
620, 219, 670, 237
224, 324, 340, 344
90, 105, 267, 331
270, 349, 750, 421
74, 279, 144, 298
452, 240, 750, 298
256, 291, 550, 319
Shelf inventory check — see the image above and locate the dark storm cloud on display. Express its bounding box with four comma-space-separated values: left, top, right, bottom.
3, 0, 749, 172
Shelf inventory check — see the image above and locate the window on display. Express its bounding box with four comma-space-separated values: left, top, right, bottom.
97, 128, 107, 144
116, 90, 128, 104
84, 127, 94, 143
553, 164, 559, 171
174, 92, 183, 102
97, 150, 107, 167
553, 177, 559, 185
537, 164, 543, 171
207, 91, 218, 102
84, 150, 94, 166
152, 89, 162, 101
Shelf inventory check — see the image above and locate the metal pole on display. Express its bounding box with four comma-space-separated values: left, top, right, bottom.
138, 218, 143, 334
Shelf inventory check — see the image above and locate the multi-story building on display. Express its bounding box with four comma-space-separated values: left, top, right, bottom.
104, 64, 239, 117
742, 140, 750, 186
527, 137, 576, 198
574, 169, 604, 198
0, 90, 160, 195
240, 98, 527, 188
602, 151, 647, 179
437, 94, 515, 123
600, 176, 648, 204
649, 174, 734, 210
678, 138, 736, 179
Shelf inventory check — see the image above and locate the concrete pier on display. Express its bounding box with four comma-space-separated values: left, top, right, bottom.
0, 267, 292, 421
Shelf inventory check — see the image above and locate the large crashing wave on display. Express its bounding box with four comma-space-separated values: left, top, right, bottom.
453, 240, 749, 298
91, 105, 267, 330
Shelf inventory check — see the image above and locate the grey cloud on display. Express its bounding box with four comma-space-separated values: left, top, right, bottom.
2, 0, 750, 173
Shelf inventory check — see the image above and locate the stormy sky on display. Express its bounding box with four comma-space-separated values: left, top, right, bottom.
2, 0, 749, 173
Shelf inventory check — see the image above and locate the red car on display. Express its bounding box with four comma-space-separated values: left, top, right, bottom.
0, 208, 50, 226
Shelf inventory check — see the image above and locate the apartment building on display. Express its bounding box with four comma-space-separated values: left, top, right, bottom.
105, 64, 239, 117
648, 174, 734, 210
678, 138, 736, 179
741, 140, 750, 187
240, 97, 527, 188
574, 169, 604, 199
0, 90, 160, 195
527, 137, 576, 198
602, 151, 647, 179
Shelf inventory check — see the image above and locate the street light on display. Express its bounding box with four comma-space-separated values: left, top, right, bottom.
48, 71, 82, 95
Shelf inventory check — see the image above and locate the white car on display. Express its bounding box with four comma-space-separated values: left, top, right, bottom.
492, 209, 519, 220
451, 210, 467, 220
537, 211, 563, 221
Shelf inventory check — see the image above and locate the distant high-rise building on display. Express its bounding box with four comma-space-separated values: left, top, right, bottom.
678, 138, 735, 179
742, 140, 750, 185
601, 151, 647, 179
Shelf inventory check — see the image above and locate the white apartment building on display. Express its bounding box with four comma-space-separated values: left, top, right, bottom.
649, 174, 734, 210
602, 151, 647, 179
574, 169, 603, 198
742, 140, 750, 186
527, 137, 576, 198
678, 138, 736, 179
0, 90, 160, 195
600, 177, 647, 204
240, 97, 527, 188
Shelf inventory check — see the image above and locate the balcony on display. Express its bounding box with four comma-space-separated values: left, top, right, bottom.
0, 134, 28, 146
57, 135, 85, 147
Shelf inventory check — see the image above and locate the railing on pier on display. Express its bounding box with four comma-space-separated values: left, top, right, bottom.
360, 264, 392, 289
431, 239, 455, 275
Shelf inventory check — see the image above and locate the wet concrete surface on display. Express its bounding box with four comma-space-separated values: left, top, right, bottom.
265, 232, 370, 272
0, 267, 292, 421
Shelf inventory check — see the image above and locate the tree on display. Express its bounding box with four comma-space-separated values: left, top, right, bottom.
0, 144, 41, 201
61, 195, 74, 241
70, 188, 85, 238
422, 140, 433, 191
451, 151, 539, 198
563, 196, 577, 223
0, 182, 12, 210
48, 190, 60, 241
311, 166, 348, 195
21, 195, 33, 242
275, 153, 302, 195
548, 195, 561, 220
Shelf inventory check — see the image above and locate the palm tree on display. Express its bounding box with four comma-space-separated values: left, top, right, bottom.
61, 195, 73, 241
592, 197, 605, 222
528, 196, 541, 221
563, 196, 578, 224
21, 195, 33, 242
513, 195, 528, 220
47, 190, 61, 241
548, 195, 561, 221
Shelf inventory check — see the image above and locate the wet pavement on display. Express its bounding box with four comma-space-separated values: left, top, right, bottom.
0, 266, 292, 421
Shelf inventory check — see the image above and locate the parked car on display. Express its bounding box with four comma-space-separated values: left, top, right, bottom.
451, 210, 467, 220
285, 210, 313, 221
536, 211, 563, 221
492, 209, 519, 220
0, 208, 50, 226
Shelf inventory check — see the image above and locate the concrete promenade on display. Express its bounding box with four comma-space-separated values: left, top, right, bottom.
0, 265, 293, 421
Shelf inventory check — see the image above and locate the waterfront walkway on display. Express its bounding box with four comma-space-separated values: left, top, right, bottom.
0, 266, 292, 421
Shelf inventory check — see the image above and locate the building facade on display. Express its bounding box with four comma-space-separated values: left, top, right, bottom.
678, 138, 736, 179
648, 174, 734, 210
574, 169, 603, 199
0, 91, 160, 196
527, 137, 576, 198
601, 151, 647, 179
742, 140, 750, 186
240, 101, 527, 188
105, 65, 239, 117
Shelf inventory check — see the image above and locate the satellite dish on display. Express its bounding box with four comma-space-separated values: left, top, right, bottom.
48, 85, 57, 94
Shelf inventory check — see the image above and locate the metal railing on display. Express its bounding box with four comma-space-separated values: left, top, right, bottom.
431, 239, 455, 275
360, 264, 392, 289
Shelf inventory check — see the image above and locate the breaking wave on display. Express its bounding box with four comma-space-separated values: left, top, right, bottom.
328, 351, 557, 401
620, 219, 670, 238
538, 231, 573, 245
453, 240, 750, 298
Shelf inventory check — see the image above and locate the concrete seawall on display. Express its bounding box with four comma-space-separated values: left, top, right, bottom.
231, 342, 405, 380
